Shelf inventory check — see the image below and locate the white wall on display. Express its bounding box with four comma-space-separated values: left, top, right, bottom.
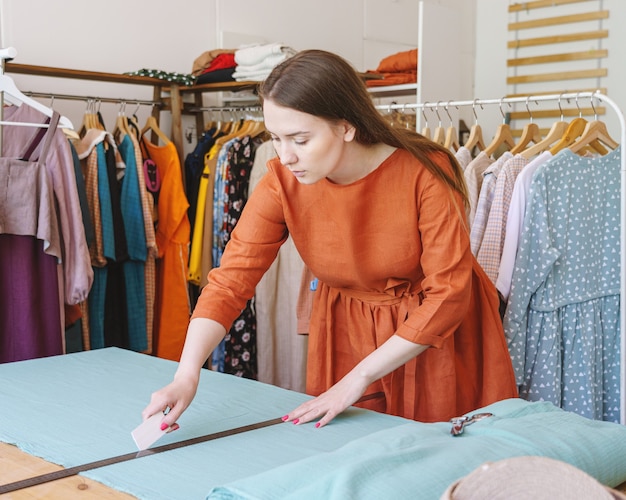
0, 0, 477, 147
0, 0, 219, 136
475, 0, 625, 141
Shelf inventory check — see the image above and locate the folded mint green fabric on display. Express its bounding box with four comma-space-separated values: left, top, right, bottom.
207, 398, 626, 500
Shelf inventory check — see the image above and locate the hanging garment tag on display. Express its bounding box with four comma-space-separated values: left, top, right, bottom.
131, 412, 167, 450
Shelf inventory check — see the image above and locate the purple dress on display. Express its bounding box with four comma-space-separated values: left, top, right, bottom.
0, 112, 63, 362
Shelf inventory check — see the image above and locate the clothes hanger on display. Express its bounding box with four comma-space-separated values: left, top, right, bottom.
443, 101, 459, 151
431, 102, 445, 146
548, 95, 595, 155
141, 113, 171, 146
395, 103, 416, 132
127, 103, 142, 140
244, 108, 267, 139
509, 97, 542, 155
548, 116, 587, 155
484, 98, 515, 157
521, 94, 568, 159
113, 101, 133, 142
0, 65, 74, 130
568, 94, 619, 155
46, 95, 79, 140
78, 99, 97, 137
95, 107, 107, 132
419, 103, 431, 140
463, 99, 486, 153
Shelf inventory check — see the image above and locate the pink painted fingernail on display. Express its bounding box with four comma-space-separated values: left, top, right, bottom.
281, 415, 289, 422
160, 422, 169, 431
315, 422, 321, 428
292, 418, 300, 425
168, 423, 180, 432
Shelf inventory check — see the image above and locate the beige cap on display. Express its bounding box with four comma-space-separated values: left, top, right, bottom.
440, 456, 626, 500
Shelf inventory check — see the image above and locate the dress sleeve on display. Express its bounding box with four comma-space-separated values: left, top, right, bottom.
190, 167, 289, 329
395, 154, 474, 348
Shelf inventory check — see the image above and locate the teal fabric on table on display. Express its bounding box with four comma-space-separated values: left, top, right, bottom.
2, 349, 626, 500
207, 398, 626, 500
0, 348, 406, 499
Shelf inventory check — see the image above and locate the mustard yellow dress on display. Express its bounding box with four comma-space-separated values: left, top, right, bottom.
192, 148, 518, 422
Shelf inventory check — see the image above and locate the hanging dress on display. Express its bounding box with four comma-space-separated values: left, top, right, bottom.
141, 140, 191, 361
221, 134, 263, 379
249, 140, 308, 392
503, 147, 622, 423
0, 112, 63, 362
1, 105, 92, 306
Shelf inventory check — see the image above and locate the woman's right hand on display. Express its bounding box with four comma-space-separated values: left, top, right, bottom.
141, 318, 227, 430
141, 372, 199, 430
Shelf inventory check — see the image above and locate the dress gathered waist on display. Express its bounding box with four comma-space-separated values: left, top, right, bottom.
327, 282, 424, 321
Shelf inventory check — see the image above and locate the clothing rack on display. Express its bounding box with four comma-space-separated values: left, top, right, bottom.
3, 57, 184, 162
23, 90, 162, 108
377, 92, 626, 424
187, 104, 262, 112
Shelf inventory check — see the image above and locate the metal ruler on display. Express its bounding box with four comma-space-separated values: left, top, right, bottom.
0, 417, 283, 494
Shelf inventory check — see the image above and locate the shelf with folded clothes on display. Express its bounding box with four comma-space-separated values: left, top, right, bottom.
178, 71, 383, 99
4, 62, 182, 88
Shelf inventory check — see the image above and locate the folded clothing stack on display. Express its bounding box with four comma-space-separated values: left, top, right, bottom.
192, 49, 237, 85
365, 48, 418, 87
232, 42, 298, 82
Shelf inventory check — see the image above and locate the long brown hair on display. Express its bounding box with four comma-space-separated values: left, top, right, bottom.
258, 49, 469, 209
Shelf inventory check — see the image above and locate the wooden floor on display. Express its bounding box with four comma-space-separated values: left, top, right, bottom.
0, 443, 134, 499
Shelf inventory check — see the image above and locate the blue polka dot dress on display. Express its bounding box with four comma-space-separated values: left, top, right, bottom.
503, 146, 622, 422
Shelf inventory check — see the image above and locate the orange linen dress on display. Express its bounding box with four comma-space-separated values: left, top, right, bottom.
142, 141, 191, 361
192, 148, 518, 422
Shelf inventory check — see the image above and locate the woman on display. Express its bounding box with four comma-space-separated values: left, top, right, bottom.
143, 49, 518, 430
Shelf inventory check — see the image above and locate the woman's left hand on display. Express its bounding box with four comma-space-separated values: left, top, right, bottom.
282, 335, 429, 428
281, 373, 370, 428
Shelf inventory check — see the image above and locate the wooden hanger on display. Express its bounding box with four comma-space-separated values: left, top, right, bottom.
568, 97, 619, 154
549, 95, 612, 155
521, 120, 567, 159
141, 115, 171, 145
78, 99, 98, 137
464, 123, 486, 152
444, 125, 459, 151
443, 102, 459, 151
569, 119, 618, 154
484, 99, 515, 157
520, 95, 567, 159
463, 100, 486, 153
113, 102, 133, 142
510, 98, 542, 155
430, 102, 445, 145
245, 118, 267, 139
432, 125, 445, 146
549, 116, 587, 155
420, 103, 431, 140
510, 122, 542, 155
484, 123, 515, 157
